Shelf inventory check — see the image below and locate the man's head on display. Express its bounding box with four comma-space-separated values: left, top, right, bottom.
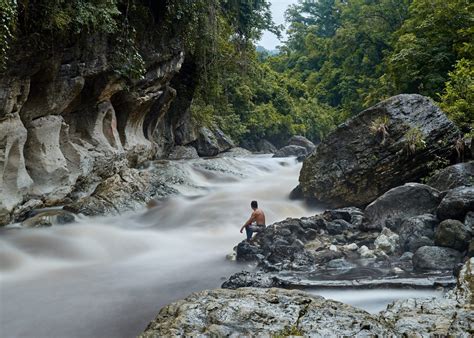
251, 200, 258, 210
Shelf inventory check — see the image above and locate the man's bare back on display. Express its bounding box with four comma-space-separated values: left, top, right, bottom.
240, 200, 266, 240
251, 208, 266, 225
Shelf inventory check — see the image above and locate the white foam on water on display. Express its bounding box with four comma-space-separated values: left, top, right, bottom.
0, 156, 318, 338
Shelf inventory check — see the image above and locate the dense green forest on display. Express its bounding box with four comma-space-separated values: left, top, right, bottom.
1, 0, 472, 147
192, 0, 473, 147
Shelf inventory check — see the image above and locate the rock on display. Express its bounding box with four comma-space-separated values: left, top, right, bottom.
344, 243, 359, 251
362, 183, 441, 231
399, 252, 413, 262
381, 259, 474, 336
326, 219, 354, 235
193, 127, 234, 157
289, 185, 303, 200
236, 241, 263, 262
11, 199, 43, 223
358, 245, 376, 258
255, 139, 277, 154
217, 147, 252, 158
21, 210, 76, 228
322, 207, 364, 227
465, 211, 474, 231
374, 228, 399, 254
273, 145, 307, 158
64, 168, 177, 216
0, 113, 34, 224
426, 161, 474, 191
468, 240, 474, 257
221, 271, 289, 289
434, 219, 471, 251
140, 288, 393, 337
327, 258, 355, 269
437, 186, 474, 221
329, 244, 338, 252
168, 146, 199, 160
398, 214, 438, 252
412, 246, 462, 271
288, 135, 316, 153
299, 94, 459, 207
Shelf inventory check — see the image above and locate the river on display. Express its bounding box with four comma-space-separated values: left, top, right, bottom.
0, 156, 441, 337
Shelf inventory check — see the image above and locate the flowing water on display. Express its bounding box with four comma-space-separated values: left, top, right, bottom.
0, 156, 441, 338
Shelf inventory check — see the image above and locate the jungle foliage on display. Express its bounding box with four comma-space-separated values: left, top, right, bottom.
1, 0, 472, 146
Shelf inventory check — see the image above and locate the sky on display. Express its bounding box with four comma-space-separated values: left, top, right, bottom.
258, 0, 300, 50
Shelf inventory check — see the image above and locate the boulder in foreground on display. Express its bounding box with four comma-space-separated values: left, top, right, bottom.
299, 94, 459, 208
140, 288, 392, 337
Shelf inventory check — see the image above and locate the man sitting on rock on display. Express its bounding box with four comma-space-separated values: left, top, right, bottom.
240, 200, 266, 241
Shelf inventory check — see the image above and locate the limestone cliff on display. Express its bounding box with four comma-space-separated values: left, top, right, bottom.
0, 9, 204, 225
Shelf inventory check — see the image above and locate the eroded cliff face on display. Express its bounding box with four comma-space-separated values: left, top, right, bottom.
0, 32, 199, 225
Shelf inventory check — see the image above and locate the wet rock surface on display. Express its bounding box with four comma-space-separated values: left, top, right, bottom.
437, 186, 474, 221
193, 127, 234, 157
140, 288, 393, 337
363, 183, 441, 231
288, 135, 316, 153
380, 258, 474, 336
426, 161, 474, 191
168, 146, 199, 160
228, 178, 474, 290
434, 219, 472, 251
299, 94, 459, 208
273, 145, 308, 158
413, 246, 463, 271
143, 260, 473, 337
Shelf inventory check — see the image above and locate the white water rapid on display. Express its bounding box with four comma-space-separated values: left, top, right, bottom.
0, 155, 441, 338
0, 156, 317, 338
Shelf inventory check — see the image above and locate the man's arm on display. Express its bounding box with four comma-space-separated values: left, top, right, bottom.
240, 212, 256, 233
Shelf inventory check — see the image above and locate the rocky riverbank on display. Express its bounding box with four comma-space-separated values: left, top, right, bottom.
227, 176, 472, 287
141, 258, 473, 337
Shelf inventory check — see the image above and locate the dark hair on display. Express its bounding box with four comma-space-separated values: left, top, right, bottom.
251, 200, 258, 208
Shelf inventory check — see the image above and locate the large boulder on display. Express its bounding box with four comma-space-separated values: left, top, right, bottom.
288, 135, 316, 153
426, 161, 474, 191
362, 183, 441, 231
140, 288, 392, 337
168, 146, 199, 160
398, 214, 438, 252
382, 259, 474, 336
299, 94, 459, 207
273, 145, 307, 158
412, 246, 462, 271
434, 219, 471, 251
193, 127, 234, 157
437, 186, 474, 221
255, 139, 277, 154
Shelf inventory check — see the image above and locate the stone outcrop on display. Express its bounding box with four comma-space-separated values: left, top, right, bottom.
362, 183, 441, 231
140, 288, 392, 337
427, 161, 474, 191
193, 127, 234, 157
412, 246, 462, 271
0, 14, 237, 225
437, 186, 474, 221
142, 259, 473, 337
434, 219, 472, 251
288, 135, 316, 153
168, 146, 199, 160
299, 94, 459, 208
273, 145, 308, 158
398, 214, 438, 252
256, 139, 277, 153
381, 258, 474, 336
